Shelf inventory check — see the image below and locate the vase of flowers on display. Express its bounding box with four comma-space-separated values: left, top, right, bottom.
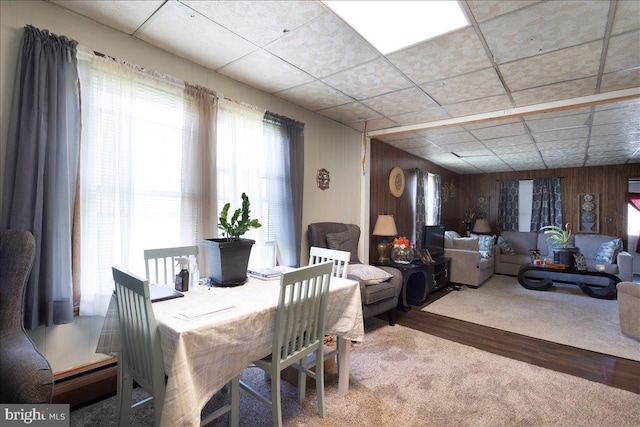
390, 236, 415, 264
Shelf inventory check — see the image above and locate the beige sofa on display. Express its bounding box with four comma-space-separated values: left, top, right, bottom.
494, 230, 633, 282
444, 231, 494, 288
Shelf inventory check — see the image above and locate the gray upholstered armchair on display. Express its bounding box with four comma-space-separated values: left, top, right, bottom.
0, 229, 54, 403
307, 222, 402, 325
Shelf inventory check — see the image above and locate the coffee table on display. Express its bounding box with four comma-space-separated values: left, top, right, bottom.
517, 264, 620, 300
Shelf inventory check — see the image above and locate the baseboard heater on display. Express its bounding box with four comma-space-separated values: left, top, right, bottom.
53, 357, 118, 409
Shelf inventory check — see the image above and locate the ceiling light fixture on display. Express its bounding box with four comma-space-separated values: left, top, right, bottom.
324, 1, 468, 55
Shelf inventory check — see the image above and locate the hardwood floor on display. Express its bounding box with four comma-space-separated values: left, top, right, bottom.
391, 288, 640, 395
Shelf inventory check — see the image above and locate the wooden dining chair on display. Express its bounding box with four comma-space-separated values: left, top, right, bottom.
309, 246, 350, 279
144, 245, 198, 286
112, 267, 239, 427
239, 262, 333, 427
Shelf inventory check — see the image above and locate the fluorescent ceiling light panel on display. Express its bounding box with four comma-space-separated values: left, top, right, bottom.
324, 1, 468, 54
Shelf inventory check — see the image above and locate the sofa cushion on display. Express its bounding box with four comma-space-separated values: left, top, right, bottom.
595, 238, 623, 264
497, 235, 517, 255
326, 231, 359, 263
347, 264, 393, 285
361, 280, 397, 304
452, 237, 479, 251
575, 234, 621, 261
471, 234, 495, 258
501, 231, 538, 255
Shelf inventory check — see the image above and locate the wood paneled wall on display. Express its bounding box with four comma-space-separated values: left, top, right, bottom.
370, 138, 640, 256
369, 139, 458, 262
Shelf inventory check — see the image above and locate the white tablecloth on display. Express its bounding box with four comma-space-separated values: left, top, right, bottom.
97, 276, 364, 426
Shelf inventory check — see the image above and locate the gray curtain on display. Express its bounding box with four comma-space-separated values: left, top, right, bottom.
1, 26, 79, 327
498, 180, 519, 232
414, 168, 427, 249
264, 111, 304, 267
433, 173, 442, 225
531, 177, 563, 231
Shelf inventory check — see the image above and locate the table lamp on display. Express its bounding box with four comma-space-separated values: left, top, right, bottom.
472, 218, 491, 234
372, 214, 398, 264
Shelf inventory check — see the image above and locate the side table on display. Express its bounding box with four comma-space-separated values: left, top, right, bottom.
379, 257, 451, 311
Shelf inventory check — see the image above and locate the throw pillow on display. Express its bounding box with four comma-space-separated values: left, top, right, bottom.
346, 264, 393, 285
326, 231, 359, 263
452, 237, 479, 251
471, 234, 496, 258
595, 238, 622, 264
497, 235, 517, 255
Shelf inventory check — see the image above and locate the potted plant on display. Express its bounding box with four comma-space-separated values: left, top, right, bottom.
540, 223, 579, 268
204, 193, 262, 286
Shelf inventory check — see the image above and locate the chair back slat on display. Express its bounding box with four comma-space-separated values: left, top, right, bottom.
273, 262, 332, 365
309, 246, 350, 279
144, 246, 199, 286
112, 267, 165, 404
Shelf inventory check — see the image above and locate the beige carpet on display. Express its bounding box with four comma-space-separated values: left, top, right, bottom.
71, 317, 640, 426
423, 274, 640, 361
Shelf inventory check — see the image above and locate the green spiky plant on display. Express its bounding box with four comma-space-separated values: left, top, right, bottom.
218, 192, 262, 241
540, 223, 571, 247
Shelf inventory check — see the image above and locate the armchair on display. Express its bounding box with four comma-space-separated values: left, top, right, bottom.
307, 222, 402, 325
0, 229, 54, 403
443, 230, 494, 288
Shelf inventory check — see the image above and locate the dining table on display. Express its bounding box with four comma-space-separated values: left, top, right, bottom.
96, 275, 364, 426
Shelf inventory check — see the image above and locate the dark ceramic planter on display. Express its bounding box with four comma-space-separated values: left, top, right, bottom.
203, 238, 255, 286
551, 245, 580, 268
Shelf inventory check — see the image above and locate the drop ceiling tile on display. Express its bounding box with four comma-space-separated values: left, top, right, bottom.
275, 80, 353, 112
500, 41, 602, 91
442, 94, 513, 117
316, 102, 381, 124
532, 128, 589, 143
604, 30, 640, 74
445, 142, 490, 154
388, 108, 451, 126
525, 111, 591, 132
595, 98, 640, 111
361, 88, 437, 118
387, 27, 492, 85
321, 58, 412, 100
536, 138, 587, 152
182, 0, 326, 47
468, 122, 527, 140
485, 135, 535, 151
388, 137, 431, 151
348, 117, 398, 133
591, 122, 640, 137
593, 104, 640, 125
266, 13, 378, 78
218, 50, 314, 93
600, 68, 640, 92
612, 0, 640, 35
511, 77, 597, 107
424, 130, 476, 145
585, 156, 630, 166
53, 0, 164, 34
480, 1, 608, 64
137, 1, 257, 70
420, 68, 506, 105
589, 135, 640, 147
466, 0, 539, 24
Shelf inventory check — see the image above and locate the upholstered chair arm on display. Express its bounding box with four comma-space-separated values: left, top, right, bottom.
445, 248, 482, 268
376, 266, 403, 298
616, 251, 633, 282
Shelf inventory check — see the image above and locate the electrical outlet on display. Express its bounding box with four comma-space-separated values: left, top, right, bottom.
604, 217, 613, 223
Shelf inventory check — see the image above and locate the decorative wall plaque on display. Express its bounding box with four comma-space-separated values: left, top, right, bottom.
316, 168, 330, 190
578, 193, 599, 233
475, 196, 490, 220
389, 167, 405, 197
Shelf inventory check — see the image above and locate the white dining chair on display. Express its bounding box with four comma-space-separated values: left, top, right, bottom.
112, 267, 239, 427
239, 262, 333, 427
144, 245, 198, 286
309, 246, 350, 279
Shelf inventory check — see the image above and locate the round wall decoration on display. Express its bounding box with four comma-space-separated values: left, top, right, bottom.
389, 167, 405, 197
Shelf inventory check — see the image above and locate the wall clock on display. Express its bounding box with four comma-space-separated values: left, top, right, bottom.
316, 168, 330, 190
389, 167, 405, 197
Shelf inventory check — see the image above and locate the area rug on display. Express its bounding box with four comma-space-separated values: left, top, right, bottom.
422, 274, 640, 361
70, 318, 640, 427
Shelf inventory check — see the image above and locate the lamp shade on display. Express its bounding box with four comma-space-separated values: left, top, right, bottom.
372, 215, 398, 236
472, 218, 491, 233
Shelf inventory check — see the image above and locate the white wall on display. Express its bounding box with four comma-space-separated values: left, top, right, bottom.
1, 0, 365, 372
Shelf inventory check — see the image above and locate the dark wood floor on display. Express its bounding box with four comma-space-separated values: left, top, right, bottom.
391, 288, 640, 395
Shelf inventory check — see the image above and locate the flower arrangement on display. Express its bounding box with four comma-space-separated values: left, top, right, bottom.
392, 236, 414, 249
462, 207, 475, 225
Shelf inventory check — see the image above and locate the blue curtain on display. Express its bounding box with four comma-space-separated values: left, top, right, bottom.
264, 111, 304, 267
413, 168, 427, 249
498, 180, 519, 232
530, 177, 563, 231
1, 26, 80, 327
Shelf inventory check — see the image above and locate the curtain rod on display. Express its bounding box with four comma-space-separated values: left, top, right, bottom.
495, 177, 565, 181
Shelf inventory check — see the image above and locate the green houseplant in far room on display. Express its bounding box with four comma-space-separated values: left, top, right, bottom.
540, 223, 579, 268
204, 193, 262, 286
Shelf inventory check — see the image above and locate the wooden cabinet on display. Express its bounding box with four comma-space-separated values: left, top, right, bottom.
382, 257, 451, 311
